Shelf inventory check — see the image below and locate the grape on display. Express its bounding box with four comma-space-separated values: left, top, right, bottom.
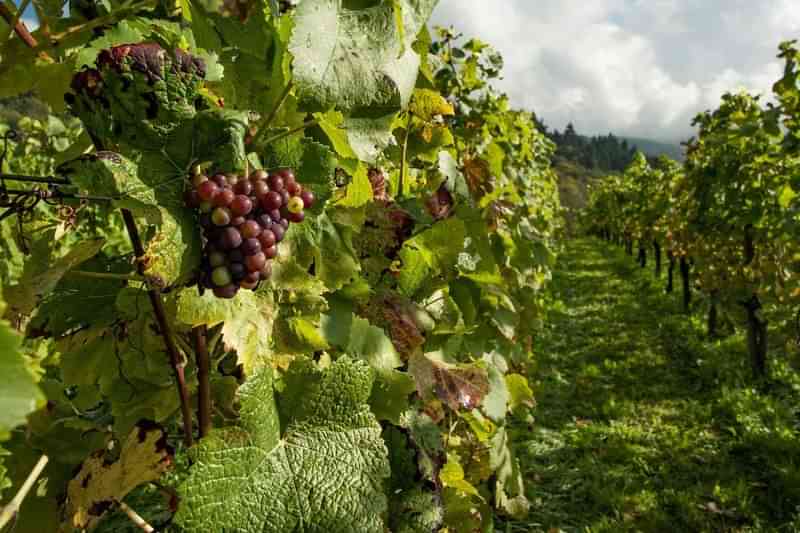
211, 207, 232, 226
286, 181, 301, 196
229, 249, 245, 263
262, 191, 283, 211
211, 266, 233, 287
197, 181, 219, 202
213, 188, 235, 207
258, 229, 276, 248
245, 252, 267, 272
253, 181, 270, 198
234, 180, 252, 196
231, 195, 253, 216
209, 251, 226, 268
277, 168, 295, 181
267, 174, 284, 191
189, 167, 312, 298
184, 190, 201, 208
213, 284, 238, 299
218, 227, 243, 249
229, 262, 247, 281
241, 220, 262, 239
240, 278, 259, 291
241, 238, 262, 256
287, 196, 304, 214
257, 214, 273, 228
250, 169, 268, 182
271, 224, 285, 242
300, 190, 315, 209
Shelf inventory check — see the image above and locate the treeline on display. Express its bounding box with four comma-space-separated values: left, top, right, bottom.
536, 119, 638, 173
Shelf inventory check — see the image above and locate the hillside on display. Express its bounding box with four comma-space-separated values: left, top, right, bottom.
621, 136, 685, 161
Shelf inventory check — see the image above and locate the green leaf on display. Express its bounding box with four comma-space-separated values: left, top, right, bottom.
176, 288, 275, 374
505, 374, 534, 412
482, 364, 509, 422
175, 357, 390, 532
440, 453, 481, 498
337, 164, 375, 208
0, 302, 45, 440
289, 0, 437, 116
3, 233, 105, 319
489, 426, 530, 518
75, 21, 146, 68
778, 184, 797, 209
397, 218, 467, 295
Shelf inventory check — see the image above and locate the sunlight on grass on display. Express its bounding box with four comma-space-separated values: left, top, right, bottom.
500, 238, 800, 533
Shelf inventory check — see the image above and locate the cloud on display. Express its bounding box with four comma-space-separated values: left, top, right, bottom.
430, 0, 800, 141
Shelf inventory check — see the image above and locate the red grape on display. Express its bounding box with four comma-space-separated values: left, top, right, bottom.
300, 190, 315, 209
231, 195, 253, 216
213, 188, 235, 207
211, 173, 228, 187
288, 211, 305, 223
234, 180, 252, 195
250, 169, 268, 182
211, 266, 233, 287
262, 191, 283, 211
241, 220, 262, 239
277, 168, 295, 181
197, 180, 219, 201
229, 262, 246, 280
218, 227, 243, 249
253, 181, 270, 198
184, 190, 201, 208
213, 284, 238, 299
271, 224, 285, 242
286, 181, 301, 196
245, 252, 267, 272
258, 229, 276, 248
267, 174, 284, 191
241, 238, 262, 256
264, 245, 278, 259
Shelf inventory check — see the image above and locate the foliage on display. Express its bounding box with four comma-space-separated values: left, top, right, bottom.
0, 3, 560, 532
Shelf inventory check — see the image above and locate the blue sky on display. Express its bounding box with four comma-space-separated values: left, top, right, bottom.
431, 0, 800, 141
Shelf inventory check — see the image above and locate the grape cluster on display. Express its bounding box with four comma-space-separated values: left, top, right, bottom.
185, 168, 314, 299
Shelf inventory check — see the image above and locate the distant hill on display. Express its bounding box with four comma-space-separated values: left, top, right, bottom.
621, 136, 685, 161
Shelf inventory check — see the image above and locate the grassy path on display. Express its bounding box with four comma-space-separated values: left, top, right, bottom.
505, 239, 800, 533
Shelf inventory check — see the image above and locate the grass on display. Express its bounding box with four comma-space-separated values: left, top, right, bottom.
500, 238, 800, 533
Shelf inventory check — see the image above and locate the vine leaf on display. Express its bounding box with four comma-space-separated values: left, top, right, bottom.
176, 288, 275, 374
289, 0, 436, 116
409, 353, 489, 412
0, 296, 45, 441
62, 422, 173, 531
174, 357, 390, 533
489, 426, 530, 518
3, 233, 105, 320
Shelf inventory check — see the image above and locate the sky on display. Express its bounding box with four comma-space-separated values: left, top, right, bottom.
430, 0, 800, 142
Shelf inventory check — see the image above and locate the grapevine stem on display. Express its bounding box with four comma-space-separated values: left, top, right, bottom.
0, 455, 48, 529
398, 111, 413, 199
254, 81, 294, 146
120, 208, 194, 448
0, 2, 38, 48
193, 324, 212, 438
117, 501, 155, 533
0, 173, 71, 185
262, 119, 319, 147
67, 270, 146, 283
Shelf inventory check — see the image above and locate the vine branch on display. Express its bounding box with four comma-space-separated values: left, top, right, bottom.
398, 111, 413, 198
261, 118, 319, 147
193, 324, 212, 438
253, 81, 294, 147
0, 455, 48, 529
117, 501, 155, 532
0, 2, 38, 48
121, 208, 194, 448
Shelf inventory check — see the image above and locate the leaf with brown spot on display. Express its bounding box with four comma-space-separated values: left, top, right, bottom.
62, 421, 172, 531
409, 353, 489, 412
462, 157, 492, 196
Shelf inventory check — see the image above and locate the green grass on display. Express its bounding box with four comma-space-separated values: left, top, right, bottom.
501, 239, 800, 533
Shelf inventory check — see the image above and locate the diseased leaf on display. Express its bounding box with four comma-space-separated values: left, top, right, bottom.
409, 353, 489, 412
63, 422, 173, 531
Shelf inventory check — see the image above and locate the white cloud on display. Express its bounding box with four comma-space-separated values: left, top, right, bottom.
430, 0, 800, 141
